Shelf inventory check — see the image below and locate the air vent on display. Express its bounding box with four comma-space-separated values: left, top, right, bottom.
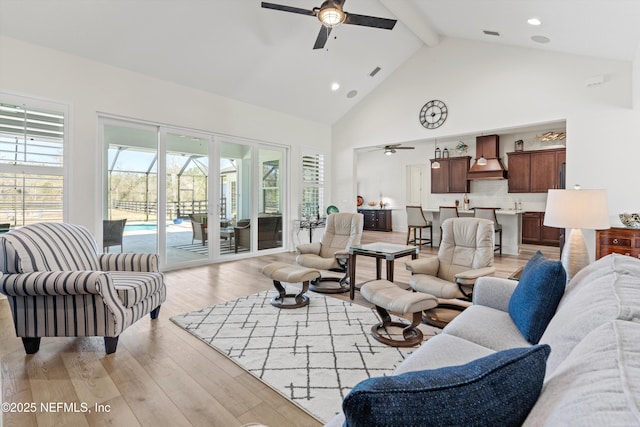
483, 30, 500, 36
369, 66, 381, 77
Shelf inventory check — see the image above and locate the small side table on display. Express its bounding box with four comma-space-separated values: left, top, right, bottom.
295, 218, 326, 243
348, 243, 418, 300
508, 267, 523, 281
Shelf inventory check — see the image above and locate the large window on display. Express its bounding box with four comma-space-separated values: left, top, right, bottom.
0, 98, 66, 226
301, 153, 324, 219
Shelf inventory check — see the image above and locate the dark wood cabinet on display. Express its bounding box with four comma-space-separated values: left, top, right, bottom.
358, 209, 392, 232
522, 211, 562, 246
430, 156, 471, 194
508, 148, 565, 193
430, 158, 450, 194
596, 227, 640, 259
507, 152, 531, 193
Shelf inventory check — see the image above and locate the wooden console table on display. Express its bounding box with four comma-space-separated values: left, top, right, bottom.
358, 209, 392, 232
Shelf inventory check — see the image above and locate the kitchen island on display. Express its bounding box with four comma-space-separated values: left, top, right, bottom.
423, 208, 524, 255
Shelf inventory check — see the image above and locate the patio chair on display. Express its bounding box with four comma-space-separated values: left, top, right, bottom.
234, 219, 251, 253
103, 218, 127, 253
189, 213, 207, 246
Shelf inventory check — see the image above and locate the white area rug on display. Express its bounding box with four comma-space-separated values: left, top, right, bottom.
170, 290, 439, 423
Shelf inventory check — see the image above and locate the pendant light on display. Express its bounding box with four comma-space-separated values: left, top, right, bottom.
431, 139, 440, 169
477, 139, 487, 166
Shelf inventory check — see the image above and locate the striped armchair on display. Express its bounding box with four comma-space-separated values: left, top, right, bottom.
0, 222, 166, 354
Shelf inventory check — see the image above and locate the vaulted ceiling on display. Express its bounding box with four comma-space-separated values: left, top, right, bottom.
2, 0, 639, 125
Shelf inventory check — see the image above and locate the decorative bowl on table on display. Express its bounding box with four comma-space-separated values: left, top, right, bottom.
619, 213, 640, 228
326, 205, 339, 214
368, 201, 377, 207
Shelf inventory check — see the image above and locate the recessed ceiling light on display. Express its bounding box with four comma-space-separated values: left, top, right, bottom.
527, 18, 542, 26
331, 82, 340, 91
531, 35, 551, 44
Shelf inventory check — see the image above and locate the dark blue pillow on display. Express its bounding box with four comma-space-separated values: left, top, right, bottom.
509, 251, 566, 344
342, 345, 550, 427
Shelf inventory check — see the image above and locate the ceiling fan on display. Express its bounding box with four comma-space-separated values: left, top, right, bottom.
261, 0, 397, 50
374, 144, 415, 155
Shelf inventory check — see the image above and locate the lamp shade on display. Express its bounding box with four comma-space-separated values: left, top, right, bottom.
544, 189, 610, 230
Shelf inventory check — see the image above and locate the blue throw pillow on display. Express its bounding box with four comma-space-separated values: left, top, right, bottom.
509, 251, 566, 344
342, 344, 550, 427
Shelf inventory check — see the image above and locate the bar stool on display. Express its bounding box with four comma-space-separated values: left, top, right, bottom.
438, 206, 459, 245
406, 206, 432, 248
474, 207, 502, 255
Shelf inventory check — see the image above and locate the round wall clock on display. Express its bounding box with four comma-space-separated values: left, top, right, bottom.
419, 100, 448, 129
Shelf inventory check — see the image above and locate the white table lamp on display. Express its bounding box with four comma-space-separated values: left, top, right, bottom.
544, 187, 609, 281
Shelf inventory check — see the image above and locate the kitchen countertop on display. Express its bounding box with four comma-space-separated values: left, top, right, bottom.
423, 208, 524, 215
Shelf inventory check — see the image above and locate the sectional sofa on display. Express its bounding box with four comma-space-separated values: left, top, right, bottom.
327, 253, 640, 426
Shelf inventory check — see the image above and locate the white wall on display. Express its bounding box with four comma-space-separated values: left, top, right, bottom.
0, 36, 331, 237
334, 37, 639, 259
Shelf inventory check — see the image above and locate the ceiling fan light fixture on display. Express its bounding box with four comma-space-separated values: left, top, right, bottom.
317, 4, 345, 27
384, 148, 393, 155
477, 156, 488, 166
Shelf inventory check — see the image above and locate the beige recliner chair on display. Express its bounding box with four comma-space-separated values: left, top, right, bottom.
405, 217, 495, 327
296, 212, 364, 293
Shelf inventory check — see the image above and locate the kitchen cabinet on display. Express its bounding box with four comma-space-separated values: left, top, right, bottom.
430, 156, 471, 194
596, 227, 640, 259
507, 148, 565, 193
506, 152, 531, 193
358, 209, 392, 232
522, 212, 562, 246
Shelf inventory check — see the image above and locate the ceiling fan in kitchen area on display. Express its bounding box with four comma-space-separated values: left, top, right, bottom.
370, 144, 415, 155
261, 0, 397, 49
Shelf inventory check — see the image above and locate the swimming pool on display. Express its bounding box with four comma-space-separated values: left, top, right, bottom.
124, 223, 157, 232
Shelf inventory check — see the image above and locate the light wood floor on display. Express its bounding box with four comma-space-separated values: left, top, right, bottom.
0, 231, 559, 427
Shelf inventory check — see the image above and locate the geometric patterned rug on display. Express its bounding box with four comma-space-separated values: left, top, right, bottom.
170, 290, 440, 423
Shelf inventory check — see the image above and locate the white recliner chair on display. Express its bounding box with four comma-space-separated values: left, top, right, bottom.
296, 212, 364, 293
405, 217, 496, 327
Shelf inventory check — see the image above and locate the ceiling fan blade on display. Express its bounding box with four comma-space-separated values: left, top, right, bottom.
313, 26, 332, 50
395, 147, 415, 150
344, 13, 397, 30
261, 2, 317, 17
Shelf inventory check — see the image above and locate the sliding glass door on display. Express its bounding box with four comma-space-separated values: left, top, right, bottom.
258, 148, 283, 251
163, 131, 210, 264
220, 140, 252, 256
102, 117, 287, 268
103, 121, 158, 255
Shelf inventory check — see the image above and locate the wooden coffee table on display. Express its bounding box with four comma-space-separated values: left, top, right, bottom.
348, 242, 419, 300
